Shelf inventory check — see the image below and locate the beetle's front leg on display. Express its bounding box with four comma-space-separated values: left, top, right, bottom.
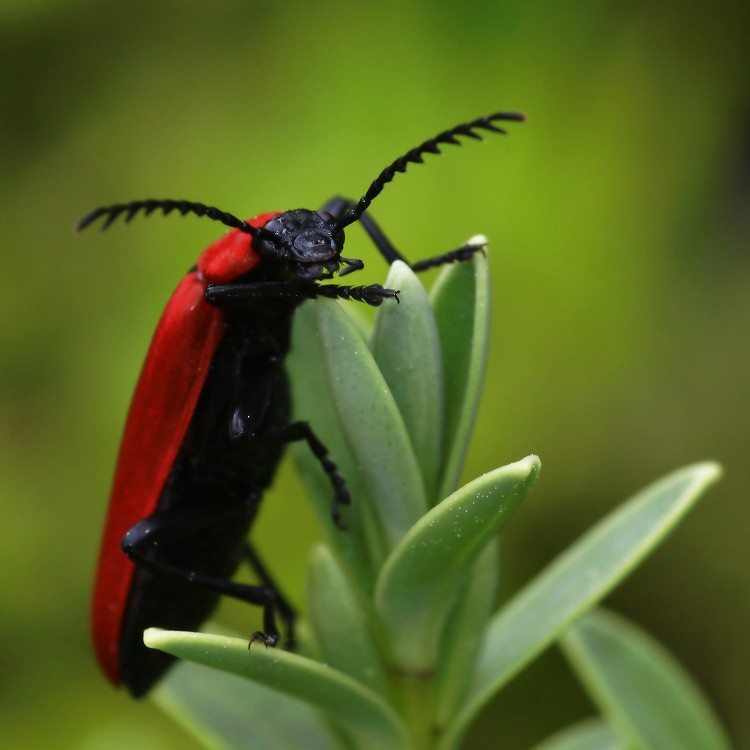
206, 280, 399, 308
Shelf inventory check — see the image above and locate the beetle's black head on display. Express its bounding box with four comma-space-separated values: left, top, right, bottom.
255, 209, 351, 281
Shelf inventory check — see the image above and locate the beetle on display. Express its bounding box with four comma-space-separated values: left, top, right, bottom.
79, 112, 524, 697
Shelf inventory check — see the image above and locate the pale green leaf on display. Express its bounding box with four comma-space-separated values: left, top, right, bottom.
441, 462, 722, 750
315, 298, 427, 552
145, 628, 407, 750
289, 300, 377, 592
531, 719, 625, 750
307, 544, 390, 699
371, 261, 444, 502
561, 608, 732, 750
430, 240, 490, 499
154, 656, 346, 750
433, 540, 500, 729
375, 456, 540, 672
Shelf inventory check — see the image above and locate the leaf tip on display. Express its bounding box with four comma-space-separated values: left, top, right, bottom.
466, 234, 489, 249
689, 461, 724, 494
143, 627, 168, 649
695, 460, 723, 482
512, 454, 542, 484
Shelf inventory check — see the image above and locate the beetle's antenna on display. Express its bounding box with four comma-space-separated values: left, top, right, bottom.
335, 112, 525, 232
76, 198, 261, 237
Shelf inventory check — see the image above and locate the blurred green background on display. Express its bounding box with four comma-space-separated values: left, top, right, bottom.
2, 0, 749, 747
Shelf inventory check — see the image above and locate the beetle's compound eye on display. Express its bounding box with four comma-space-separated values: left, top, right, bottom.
255, 226, 285, 259
316, 212, 346, 252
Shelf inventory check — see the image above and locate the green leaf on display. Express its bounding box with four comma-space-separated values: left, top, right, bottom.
371, 261, 444, 502
430, 241, 490, 499
433, 539, 500, 728
289, 300, 376, 592
375, 456, 540, 672
315, 298, 427, 552
440, 462, 722, 750
307, 544, 390, 699
560, 608, 733, 750
145, 628, 408, 750
531, 719, 625, 750
153, 656, 346, 750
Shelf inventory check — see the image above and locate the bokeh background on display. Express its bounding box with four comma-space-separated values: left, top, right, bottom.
2, 1, 749, 747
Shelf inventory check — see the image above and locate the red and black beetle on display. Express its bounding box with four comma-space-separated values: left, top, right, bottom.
79, 112, 524, 697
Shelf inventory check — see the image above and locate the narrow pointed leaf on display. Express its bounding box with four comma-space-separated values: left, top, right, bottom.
531, 719, 625, 750
375, 456, 540, 672
441, 462, 722, 750
315, 298, 427, 550
289, 301, 377, 591
430, 239, 490, 499
560, 608, 732, 750
433, 540, 500, 728
307, 544, 390, 699
154, 657, 346, 750
145, 628, 408, 750
371, 261, 444, 502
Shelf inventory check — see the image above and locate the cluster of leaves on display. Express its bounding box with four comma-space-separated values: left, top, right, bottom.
145, 251, 730, 749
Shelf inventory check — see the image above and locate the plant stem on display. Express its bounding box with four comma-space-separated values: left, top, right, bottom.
394, 671, 436, 750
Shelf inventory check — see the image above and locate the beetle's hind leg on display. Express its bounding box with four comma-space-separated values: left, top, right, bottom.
122, 505, 284, 648
241, 541, 296, 646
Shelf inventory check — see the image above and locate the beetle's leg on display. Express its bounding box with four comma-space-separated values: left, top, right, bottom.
205, 280, 316, 306
241, 542, 296, 643
321, 196, 488, 272
283, 421, 351, 528
206, 280, 399, 308
314, 283, 399, 306
122, 505, 282, 647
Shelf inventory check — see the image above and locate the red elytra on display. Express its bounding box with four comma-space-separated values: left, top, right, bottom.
91, 212, 280, 686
